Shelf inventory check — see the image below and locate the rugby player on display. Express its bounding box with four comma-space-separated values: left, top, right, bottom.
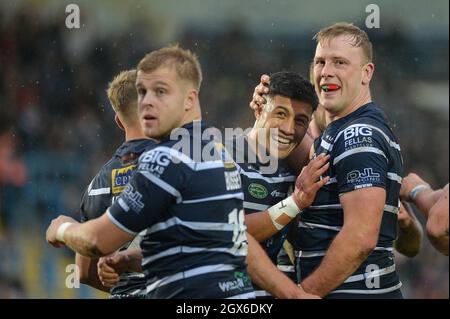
251, 70, 422, 271
225, 71, 322, 297
251, 23, 406, 298
76, 69, 156, 297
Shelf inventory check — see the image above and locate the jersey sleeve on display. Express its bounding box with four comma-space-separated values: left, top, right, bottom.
78, 173, 112, 222
79, 186, 89, 223
332, 124, 389, 194
107, 147, 189, 235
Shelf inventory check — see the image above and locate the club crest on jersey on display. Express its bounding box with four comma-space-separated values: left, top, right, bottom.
248, 183, 268, 199
111, 165, 136, 195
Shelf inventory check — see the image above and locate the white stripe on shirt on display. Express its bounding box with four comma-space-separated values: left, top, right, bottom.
333, 147, 387, 165
147, 216, 235, 235
88, 187, 110, 196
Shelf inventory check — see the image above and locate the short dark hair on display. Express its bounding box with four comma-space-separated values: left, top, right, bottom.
268, 71, 318, 112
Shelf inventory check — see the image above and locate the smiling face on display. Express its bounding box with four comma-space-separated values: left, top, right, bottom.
135, 67, 194, 140
256, 95, 312, 159
313, 34, 374, 118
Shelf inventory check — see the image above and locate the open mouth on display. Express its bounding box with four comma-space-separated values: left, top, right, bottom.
142, 114, 157, 122
320, 84, 341, 93
271, 135, 293, 147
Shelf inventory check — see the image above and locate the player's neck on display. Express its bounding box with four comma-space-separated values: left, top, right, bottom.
125, 126, 147, 142
180, 105, 202, 127
329, 90, 372, 122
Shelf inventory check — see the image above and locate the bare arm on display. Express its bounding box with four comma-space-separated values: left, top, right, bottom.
245, 154, 330, 242
394, 202, 423, 257
75, 253, 110, 292
426, 184, 449, 256
46, 213, 135, 258
400, 173, 443, 218
300, 187, 385, 297
245, 212, 279, 242
245, 232, 318, 299
97, 248, 143, 288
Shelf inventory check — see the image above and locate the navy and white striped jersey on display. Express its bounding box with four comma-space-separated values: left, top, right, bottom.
225, 135, 297, 297
107, 122, 254, 299
80, 138, 156, 297
288, 102, 404, 298
225, 135, 296, 262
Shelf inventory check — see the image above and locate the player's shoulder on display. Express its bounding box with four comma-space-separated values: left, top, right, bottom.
95, 141, 155, 190
336, 104, 393, 141
92, 155, 120, 184
115, 138, 157, 157
328, 104, 401, 157
342, 105, 385, 129
136, 142, 196, 179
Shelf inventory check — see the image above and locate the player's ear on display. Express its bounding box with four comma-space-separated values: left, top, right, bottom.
185, 90, 198, 111
115, 114, 125, 131
362, 62, 375, 85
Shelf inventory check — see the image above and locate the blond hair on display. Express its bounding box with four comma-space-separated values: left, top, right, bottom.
314, 22, 373, 63
137, 45, 203, 91
106, 69, 138, 122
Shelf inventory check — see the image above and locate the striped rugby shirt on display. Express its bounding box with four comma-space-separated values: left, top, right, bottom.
80, 138, 156, 297
287, 102, 404, 298
225, 135, 297, 297
107, 122, 254, 299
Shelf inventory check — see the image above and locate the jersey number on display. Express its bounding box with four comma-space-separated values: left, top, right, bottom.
228, 209, 248, 256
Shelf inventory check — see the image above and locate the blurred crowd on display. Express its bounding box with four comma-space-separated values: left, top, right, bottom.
0, 6, 448, 298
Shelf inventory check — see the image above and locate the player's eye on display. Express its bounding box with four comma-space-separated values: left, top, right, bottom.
155, 88, 166, 96
315, 60, 325, 65
277, 111, 287, 118
137, 88, 146, 96
335, 60, 346, 65
295, 117, 309, 127
296, 119, 307, 127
